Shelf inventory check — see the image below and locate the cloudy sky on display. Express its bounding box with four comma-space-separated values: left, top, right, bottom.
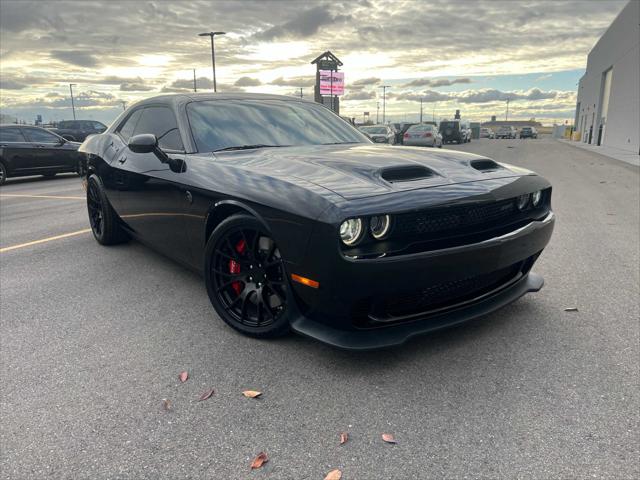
0, 0, 627, 125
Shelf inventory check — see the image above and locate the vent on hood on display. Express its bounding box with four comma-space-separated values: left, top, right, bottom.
381, 165, 434, 183
470, 159, 503, 172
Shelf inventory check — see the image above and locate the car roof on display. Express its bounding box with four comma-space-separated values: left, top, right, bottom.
132, 92, 316, 109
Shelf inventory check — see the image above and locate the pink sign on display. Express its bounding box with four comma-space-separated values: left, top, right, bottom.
319, 70, 344, 96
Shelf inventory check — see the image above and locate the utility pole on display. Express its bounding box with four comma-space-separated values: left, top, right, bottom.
379, 85, 390, 124
506, 98, 510, 121
376, 102, 380, 124
420, 98, 423, 123
299, 87, 303, 98
69, 83, 77, 120
120, 101, 126, 110
198, 31, 226, 92
193, 69, 197, 92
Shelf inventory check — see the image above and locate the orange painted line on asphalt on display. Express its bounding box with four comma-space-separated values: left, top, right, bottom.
0, 229, 91, 253
0, 194, 85, 200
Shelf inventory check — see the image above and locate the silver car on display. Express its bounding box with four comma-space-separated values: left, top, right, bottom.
358, 125, 396, 144
402, 123, 443, 147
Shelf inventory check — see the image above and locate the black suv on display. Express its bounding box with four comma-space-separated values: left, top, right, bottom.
49, 120, 107, 142
439, 120, 470, 144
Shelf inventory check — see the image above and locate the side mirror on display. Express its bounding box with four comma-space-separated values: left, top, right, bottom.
128, 133, 157, 154
128, 133, 185, 173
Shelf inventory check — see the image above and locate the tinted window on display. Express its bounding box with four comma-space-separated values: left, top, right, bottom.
133, 106, 184, 151
439, 121, 459, 130
0, 128, 26, 142
92, 121, 106, 130
24, 128, 60, 143
118, 109, 143, 141
187, 99, 368, 152
58, 121, 72, 128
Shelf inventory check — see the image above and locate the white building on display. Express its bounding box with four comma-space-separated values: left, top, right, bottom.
575, 0, 639, 155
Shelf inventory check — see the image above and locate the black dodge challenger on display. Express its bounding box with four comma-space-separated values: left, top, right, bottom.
79, 93, 554, 350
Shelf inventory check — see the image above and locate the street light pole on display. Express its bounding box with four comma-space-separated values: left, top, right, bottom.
69, 83, 77, 120
379, 85, 390, 124
420, 98, 423, 123
506, 98, 510, 121
198, 31, 226, 92
376, 102, 380, 124
193, 69, 197, 92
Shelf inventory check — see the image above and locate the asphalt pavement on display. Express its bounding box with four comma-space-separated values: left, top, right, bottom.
1, 138, 638, 479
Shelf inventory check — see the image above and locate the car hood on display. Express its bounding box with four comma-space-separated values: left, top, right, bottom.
212, 144, 532, 200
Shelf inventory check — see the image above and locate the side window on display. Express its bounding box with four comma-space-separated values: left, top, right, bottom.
118, 109, 143, 142
0, 128, 26, 142
133, 106, 184, 151
23, 128, 60, 143
92, 121, 106, 131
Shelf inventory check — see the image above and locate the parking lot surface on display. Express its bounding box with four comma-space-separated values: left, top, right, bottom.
1, 138, 638, 479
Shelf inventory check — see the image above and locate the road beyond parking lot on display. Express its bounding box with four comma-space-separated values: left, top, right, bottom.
1, 138, 638, 479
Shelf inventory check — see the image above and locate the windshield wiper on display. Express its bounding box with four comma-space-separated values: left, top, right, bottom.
213, 144, 289, 152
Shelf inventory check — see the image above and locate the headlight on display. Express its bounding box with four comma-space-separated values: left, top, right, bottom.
516, 194, 530, 210
339, 218, 363, 245
531, 190, 542, 207
370, 215, 391, 240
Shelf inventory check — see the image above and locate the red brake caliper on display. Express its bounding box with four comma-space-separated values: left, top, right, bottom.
229, 239, 246, 295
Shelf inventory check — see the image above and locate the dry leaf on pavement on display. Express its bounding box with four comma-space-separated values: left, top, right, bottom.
382, 433, 397, 444
324, 469, 342, 480
243, 390, 262, 398
162, 399, 172, 411
340, 432, 348, 445
179, 371, 189, 383
250, 452, 268, 469
198, 388, 215, 401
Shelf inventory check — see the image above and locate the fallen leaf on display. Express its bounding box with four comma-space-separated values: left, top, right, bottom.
179, 371, 188, 383
564, 307, 579, 312
162, 399, 172, 411
198, 388, 215, 401
340, 432, 348, 445
382, 433, 397, 444
243, 390, 262, 398
250, 452, 268, 469
324, 469, 342, 480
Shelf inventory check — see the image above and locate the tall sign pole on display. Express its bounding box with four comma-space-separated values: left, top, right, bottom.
69, 83, 77, 120
379, 85, 389, 124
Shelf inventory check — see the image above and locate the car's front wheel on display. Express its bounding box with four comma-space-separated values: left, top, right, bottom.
205, 214, 291, 338
0, 162, 6, 186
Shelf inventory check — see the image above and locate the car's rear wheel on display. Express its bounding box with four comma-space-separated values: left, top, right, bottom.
86, 175, 128, 245
0, 162, 6, 186
205, 214, 291, 338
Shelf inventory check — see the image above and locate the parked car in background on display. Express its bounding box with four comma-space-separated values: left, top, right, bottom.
0, 125, 82, 185
496, 126, 517, 139
358, 125, 396, 144
402, 123, 443, 148
519, 126, 538, 139
49, 120, 107, 142
439, 120, 471, 144
480, 127, 495, 139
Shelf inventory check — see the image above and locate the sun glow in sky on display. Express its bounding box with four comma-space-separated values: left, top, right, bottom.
0, 0, 627, 125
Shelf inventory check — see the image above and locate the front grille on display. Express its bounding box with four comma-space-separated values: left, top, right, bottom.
378, 263, 519, 319
395, 198, 518, 237
351, 256, 539, 329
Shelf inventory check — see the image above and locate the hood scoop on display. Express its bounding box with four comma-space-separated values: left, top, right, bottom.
470, 159, 503, 172
380, 165, 435, 183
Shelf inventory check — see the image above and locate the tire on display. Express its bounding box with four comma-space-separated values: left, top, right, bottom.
0, 162, 6, 186
205, 214, 291, 338
86, 175, 128, 245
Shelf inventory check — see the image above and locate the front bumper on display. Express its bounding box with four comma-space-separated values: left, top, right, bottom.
288, 211, 555, 350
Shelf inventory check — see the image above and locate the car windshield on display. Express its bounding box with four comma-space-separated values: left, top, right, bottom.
407, 124, 433, 132
360, 127, 387, 134
187, 99, 369, 152
521, 127, 532, 131
440, 121, 459, 129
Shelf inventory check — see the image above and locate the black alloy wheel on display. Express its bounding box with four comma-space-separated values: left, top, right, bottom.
205, 214, 291, 338
86, 175, 128, 245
